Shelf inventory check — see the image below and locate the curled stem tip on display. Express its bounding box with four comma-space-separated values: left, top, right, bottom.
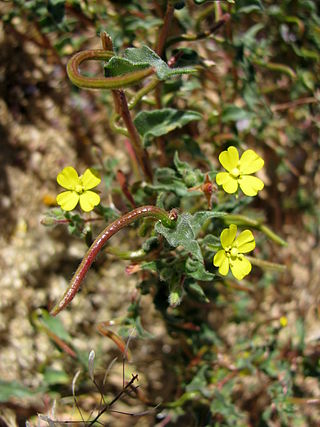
67, 50, 155, 90
50, 206, 177, 316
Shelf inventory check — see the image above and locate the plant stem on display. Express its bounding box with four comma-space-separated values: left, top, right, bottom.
101, 32, 153, 182
166, 14, 230, 48
156, 2, 175, 57
128, 77, 159, 110
246, 256, 287, 273
224, 214, 288, 246
50, 206, 177, 316
67, 49, 155, 89
117, 90, 154, 181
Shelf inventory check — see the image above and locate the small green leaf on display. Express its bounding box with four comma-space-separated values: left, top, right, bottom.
236, 0, 264, 13
105, 45, 196, 80
155, 213, 203, 261
48, 0, 65, 23
0, 381, 41, 402
39, 310, 73, 343
186, 281, 209, 303
221, 105, 254, 123
140, 261, 158, 272
186, 366, 208, 393
105, 57, 149, 77
185, 257, 215, 281
190, 211, 227, 236
134, 108, 202, 145
174, 152, 203, 187
43, 368, 69, 385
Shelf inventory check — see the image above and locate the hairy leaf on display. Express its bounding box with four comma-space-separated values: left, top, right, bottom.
105, 45, 197, 80
134, 108, 202, 145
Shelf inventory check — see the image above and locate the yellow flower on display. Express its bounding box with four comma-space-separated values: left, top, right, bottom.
280, 316, 288, 327
216, 146, 264, 196
56, 166, 101, 212
213, 224, 255, 280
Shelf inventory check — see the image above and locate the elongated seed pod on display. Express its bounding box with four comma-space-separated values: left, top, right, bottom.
67, 50, 155, 89
51, 206, 177, 316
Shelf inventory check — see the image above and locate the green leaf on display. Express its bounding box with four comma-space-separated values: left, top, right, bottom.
155, 213, 203, 261
189, 211, 227, 236
174, 152, 203, 187
105, 57, 149, 77
186, 366, 208, 393
43, 368, 69, 386
0, 381, 41, 402
236, 0, 264, 13
221, 105, 254, 123
185, 257, 215, 281
140, 261, 158, 272
185, 281, 209, 303
146, 167, 189, 196
39, 310, 73, 344
48, 0, 65, 23
134, 108, 202, 145
105, 45, 196, 80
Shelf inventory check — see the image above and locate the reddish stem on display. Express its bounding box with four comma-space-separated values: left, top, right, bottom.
51, 206, 177, 316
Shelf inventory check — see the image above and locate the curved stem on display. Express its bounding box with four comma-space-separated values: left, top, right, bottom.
246, 256, 286, 273
51, 206, 177, 316
67, 50, 155, 89
224, 214, 287, 246
128, 77, 160, 110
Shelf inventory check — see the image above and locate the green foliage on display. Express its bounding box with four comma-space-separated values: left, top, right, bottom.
105, 45, 197, 80
134, 108, 202, 146
4, 0, 319, 425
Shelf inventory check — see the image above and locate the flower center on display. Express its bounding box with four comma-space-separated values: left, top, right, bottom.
75, 184, 84, 193
230, 167, 240, 178
230, 247, 238, 258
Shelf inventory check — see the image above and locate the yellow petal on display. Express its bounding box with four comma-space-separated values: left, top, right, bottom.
235, 230, 255, 253
216, 173, 238, 194
81, 168, 101, 190
213, 250, 230, 276
239, 175, 264, 196
219, 146, 239, 171
56, 191, 79, 211
230, 256, 252, 280
57, 167, 80, 190
79, 191, 100, 212
220, 224, 237, 249
239, 149, 264, 174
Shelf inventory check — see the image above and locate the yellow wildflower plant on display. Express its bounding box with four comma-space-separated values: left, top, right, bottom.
213, 224, 255, 280
216, 146, 264, 196
56, 166, 101, 212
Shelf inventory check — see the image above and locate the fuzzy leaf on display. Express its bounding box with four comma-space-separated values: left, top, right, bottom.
134, 108, 202, 145
105, 45, 196, 80
185, 257, 215, 281
190, 211, 227, 236
174, 152, 203, 187
155, 213, 203, 261
186, 281, 209, 303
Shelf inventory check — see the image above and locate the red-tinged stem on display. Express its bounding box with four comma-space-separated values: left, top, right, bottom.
156, 2, 175, 57
51, 206, 177, 316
